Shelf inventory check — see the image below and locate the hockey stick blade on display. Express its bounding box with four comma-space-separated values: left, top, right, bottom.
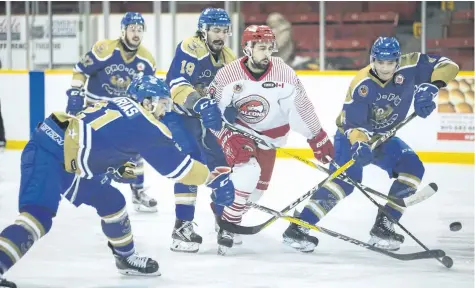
402, 182, 438, 207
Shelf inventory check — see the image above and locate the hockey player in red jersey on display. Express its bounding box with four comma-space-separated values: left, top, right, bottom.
208, 25, 335, 255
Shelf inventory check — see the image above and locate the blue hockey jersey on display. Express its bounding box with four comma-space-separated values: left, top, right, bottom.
336, 53, 459, 140
165, 36, 235, 113
46, 98, 206, 183
73, 39, 156, 102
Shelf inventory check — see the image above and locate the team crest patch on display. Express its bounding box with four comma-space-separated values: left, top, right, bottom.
395, 74, 404, 85
233, 83, 243, 93
235, 95, 270, 124
358, 85, 369, 97
137, 62, 145, 71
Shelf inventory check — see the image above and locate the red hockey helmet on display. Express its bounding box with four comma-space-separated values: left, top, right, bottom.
241, 25, 278, 53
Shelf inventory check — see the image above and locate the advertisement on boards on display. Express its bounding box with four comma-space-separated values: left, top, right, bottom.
0, 15, 80, 69
437, 77, 474, 141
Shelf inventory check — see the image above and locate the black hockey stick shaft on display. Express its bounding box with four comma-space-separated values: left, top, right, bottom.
249, 202, 445, 261
328, 159, 450, 267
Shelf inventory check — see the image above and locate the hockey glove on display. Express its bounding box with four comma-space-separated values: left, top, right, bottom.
414, 83, 438, 118
350, 141, 372, 167
108, 162, 140, 184
218, 128, 256, 166
207, 167, 235, 206
161, 111, 193, 154
66, 88, 85, 115
308, 129, 334, 164
193, 97, 223, 131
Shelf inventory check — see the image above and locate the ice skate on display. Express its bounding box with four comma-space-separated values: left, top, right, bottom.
368, 211, 405, 251
217, 228, 234, 255
170, 219, 202, 253
0, 269, 16, 288
108, 242, 160, 276
283, 222, 319, 253
131, 186, 157, 213
215, 218, 242, 245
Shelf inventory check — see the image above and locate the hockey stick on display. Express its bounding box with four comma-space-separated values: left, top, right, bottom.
218, 113, 418, 235
248, 202, 445, 261
224, 114, 434, 208
329, 159, 452, 268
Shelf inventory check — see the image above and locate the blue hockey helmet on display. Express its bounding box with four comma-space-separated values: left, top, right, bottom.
127, 75, 172, 115
370, 37, 401, 62
121, 12, 146, 31
198, 8, 232, 35
370, 37, 401, 79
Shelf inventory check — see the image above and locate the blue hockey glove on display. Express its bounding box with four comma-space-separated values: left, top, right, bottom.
107, 162, 139, 184
207, 167, 235, 206
351, 141, 373, 167
161, 111, 193, 154
414, 83, 438, 118
66, 88, 85, 115
193, 97, 223, 131
223, 105, 238, 124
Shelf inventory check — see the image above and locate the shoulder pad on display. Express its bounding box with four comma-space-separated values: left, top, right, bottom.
399, 52, 421, 68
345, 65, 372, 102
136, 45, 156, 69
221, 46, 237, 64
91, 39, 119, 60
180, 36, 208, 59
350, 65, 372, 91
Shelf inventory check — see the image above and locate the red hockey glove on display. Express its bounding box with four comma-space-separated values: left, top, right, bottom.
218, 128, 256, 166
308, 129, 334, 164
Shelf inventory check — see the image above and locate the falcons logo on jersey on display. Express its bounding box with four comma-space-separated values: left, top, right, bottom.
235, 95, 270, 124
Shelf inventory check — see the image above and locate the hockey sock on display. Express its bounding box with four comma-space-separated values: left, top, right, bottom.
174, 183, 197, 221
384, 180, 416, 221
0, 206, 51, 273
130, 157, 144, 191
300, 181, 348, 225
101, 206, 135, 256
222, 189, 252, 223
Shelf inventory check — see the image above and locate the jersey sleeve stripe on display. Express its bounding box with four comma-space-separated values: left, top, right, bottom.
169, 77, 190, 88
164, 155, 193, 180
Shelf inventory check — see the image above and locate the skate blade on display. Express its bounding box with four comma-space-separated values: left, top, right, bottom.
217, 245, 230, 256
368, 236, 401, 251
170, 240, 199, 253
118, 269, 161, 277
133, 203, 158, 213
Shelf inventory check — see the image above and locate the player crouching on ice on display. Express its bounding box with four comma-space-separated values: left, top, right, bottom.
0, 76, 235, 287
286, 37, 459, 253
207, 25, 335, 255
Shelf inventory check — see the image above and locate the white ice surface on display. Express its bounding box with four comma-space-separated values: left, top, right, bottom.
0, 151, 473, 288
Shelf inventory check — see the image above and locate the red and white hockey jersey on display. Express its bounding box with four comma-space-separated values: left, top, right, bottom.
209, 56, 323, 147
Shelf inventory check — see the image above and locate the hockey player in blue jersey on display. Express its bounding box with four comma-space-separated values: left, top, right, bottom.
0, 76, 235, 288
66, 12, 158, 213
162, 8, 236, 253
282, 37, 459, 253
